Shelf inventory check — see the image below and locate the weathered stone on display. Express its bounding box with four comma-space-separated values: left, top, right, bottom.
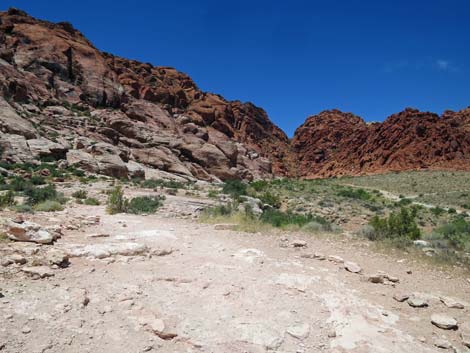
393, 293, 410, 302
407, 297, 429, 308
344, 261, 362, 273
328, 255, 344, 264
286, 323, 310, 339
440, 296, 465, 309
5, 220, 54, 244
431, 314, 458, 330
291, 240, 307, 248
22, 266, 54, 279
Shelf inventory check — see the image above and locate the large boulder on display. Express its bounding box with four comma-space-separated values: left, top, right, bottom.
0, 133, 33, 163
27, 138, 68, 159
0, 97, 36, 138
4, 220, 55, 244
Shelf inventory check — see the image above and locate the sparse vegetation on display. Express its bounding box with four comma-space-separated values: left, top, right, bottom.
107, 186, 164, 214
72, 189, 88, 199
367, 207, 421, 241
84, 197, 100, 205
0, 190, 16, 209
33, 200, 64, 212
126, 195, 165, 214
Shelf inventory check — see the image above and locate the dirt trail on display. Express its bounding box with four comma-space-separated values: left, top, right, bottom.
1, 190, 469, 353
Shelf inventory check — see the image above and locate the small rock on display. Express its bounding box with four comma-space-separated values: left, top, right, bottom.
440, 296, 465, 309
393, 293, 410, 302
407, 297, 428, 308
344, 261, 362, 274
6, 220, 54, 244
9, 254, 27, 265
286, 323, 310, 339
45, 249, 70, 268
413, 240, 430, 248
22, 266, 54, 279
367, 274, 385, 284
328, 329, 337, 338
431, 314, 458, 330
87, 233, 110, 238
434, 338, 452, 349
328, 255, 344, 264
462, 331, 470, 348
21, 326, 31, 334
291, 240, 307, 248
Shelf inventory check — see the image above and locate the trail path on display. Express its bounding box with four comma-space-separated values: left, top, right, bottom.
1, 191, 469, 353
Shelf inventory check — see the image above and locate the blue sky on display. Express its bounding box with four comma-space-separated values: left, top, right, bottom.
3, 0, 470, 136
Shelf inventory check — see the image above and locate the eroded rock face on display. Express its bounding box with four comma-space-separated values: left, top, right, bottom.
0, 8, 291, 181
292, 108, 470, 178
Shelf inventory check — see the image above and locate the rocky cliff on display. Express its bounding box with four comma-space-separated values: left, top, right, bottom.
292, 108, 470, 178
0, 8, 469, 180
0, 8, 291, 182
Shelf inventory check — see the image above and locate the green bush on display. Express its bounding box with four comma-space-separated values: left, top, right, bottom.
141, 179, 187, 190
250, 180, 269, 192
24, 184, 59, 205
222, 180, 247, 199
9, 177, 32, 192
259, 192, 281, 208
431, 207, 446, 216
337, 187, 371, 201
260, 209, 330, 229
84, 197, 100, 206
106, 186, 128, 214
33, 200, 64, 212
30, 175, 46, 185
367, 207, 421, 241
207, 190, 219, 198
203, 203, 235, 217
14, 204, 33, 213
72, 190, 88, 199
126, 196, 164, 214
433, 217, 470, 251
0, 190, 16, 208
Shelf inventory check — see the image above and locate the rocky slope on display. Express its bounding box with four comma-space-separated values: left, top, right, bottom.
0, 8, 292, 182
292, 108, 470, 178
0, 8, 469, 180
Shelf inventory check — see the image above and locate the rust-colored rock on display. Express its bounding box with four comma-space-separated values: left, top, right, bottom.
292, 108, 470, 178
0, 8, 291, 181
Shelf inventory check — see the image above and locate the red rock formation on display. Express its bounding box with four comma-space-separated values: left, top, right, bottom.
292, 108, 470, 178
0, 8, 291, 181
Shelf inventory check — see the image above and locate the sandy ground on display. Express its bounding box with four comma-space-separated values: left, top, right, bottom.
0, 185, 469, 353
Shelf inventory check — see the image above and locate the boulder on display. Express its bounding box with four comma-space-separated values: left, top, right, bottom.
5, 220, 54, 244
27, 138, 68, 159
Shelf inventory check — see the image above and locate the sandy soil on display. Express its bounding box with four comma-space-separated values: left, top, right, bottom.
0, 185, 469, 353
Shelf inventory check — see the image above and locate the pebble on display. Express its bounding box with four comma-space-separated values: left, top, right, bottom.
328, 255, 344, 264
393, 293, 410, 302
431, 314, 458, 330
344, 261, 362, 274
21, 326, 31, 334
434, 338, 452, 349
407, 297, 428, 308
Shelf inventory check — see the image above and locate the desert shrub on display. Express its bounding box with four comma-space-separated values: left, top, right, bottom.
260, 209, 331, 229
24, 184, 59, 205
203, 203, 236, 217
14, 204, 33, 213
72, 190, 88, 199
448, 208, 457, 214
431, 207, 446, 216
396, 198, 412, 207
106, 186, 127, 214
0, 190, 16, 208
250, 180, 269, 192
141, 179, 186, 190
222, 180, 247, 199
301, 220, 339, 233
433, 217, 470, 251
258, 192, 281, 208
84, 197, 100, 206
367, 207, 421, 241
337, 187, 371, 201
33, 200, 64, 212
30, 175, 46, 185
207, 190, 219, 198
9, 177, 32, 192
126, 196, 164, 214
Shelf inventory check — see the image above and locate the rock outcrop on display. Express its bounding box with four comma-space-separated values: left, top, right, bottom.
292, 108, 470, 178
0, 8, 291, 181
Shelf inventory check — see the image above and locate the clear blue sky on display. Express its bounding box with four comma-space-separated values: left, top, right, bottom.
3, 0, 470, 136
